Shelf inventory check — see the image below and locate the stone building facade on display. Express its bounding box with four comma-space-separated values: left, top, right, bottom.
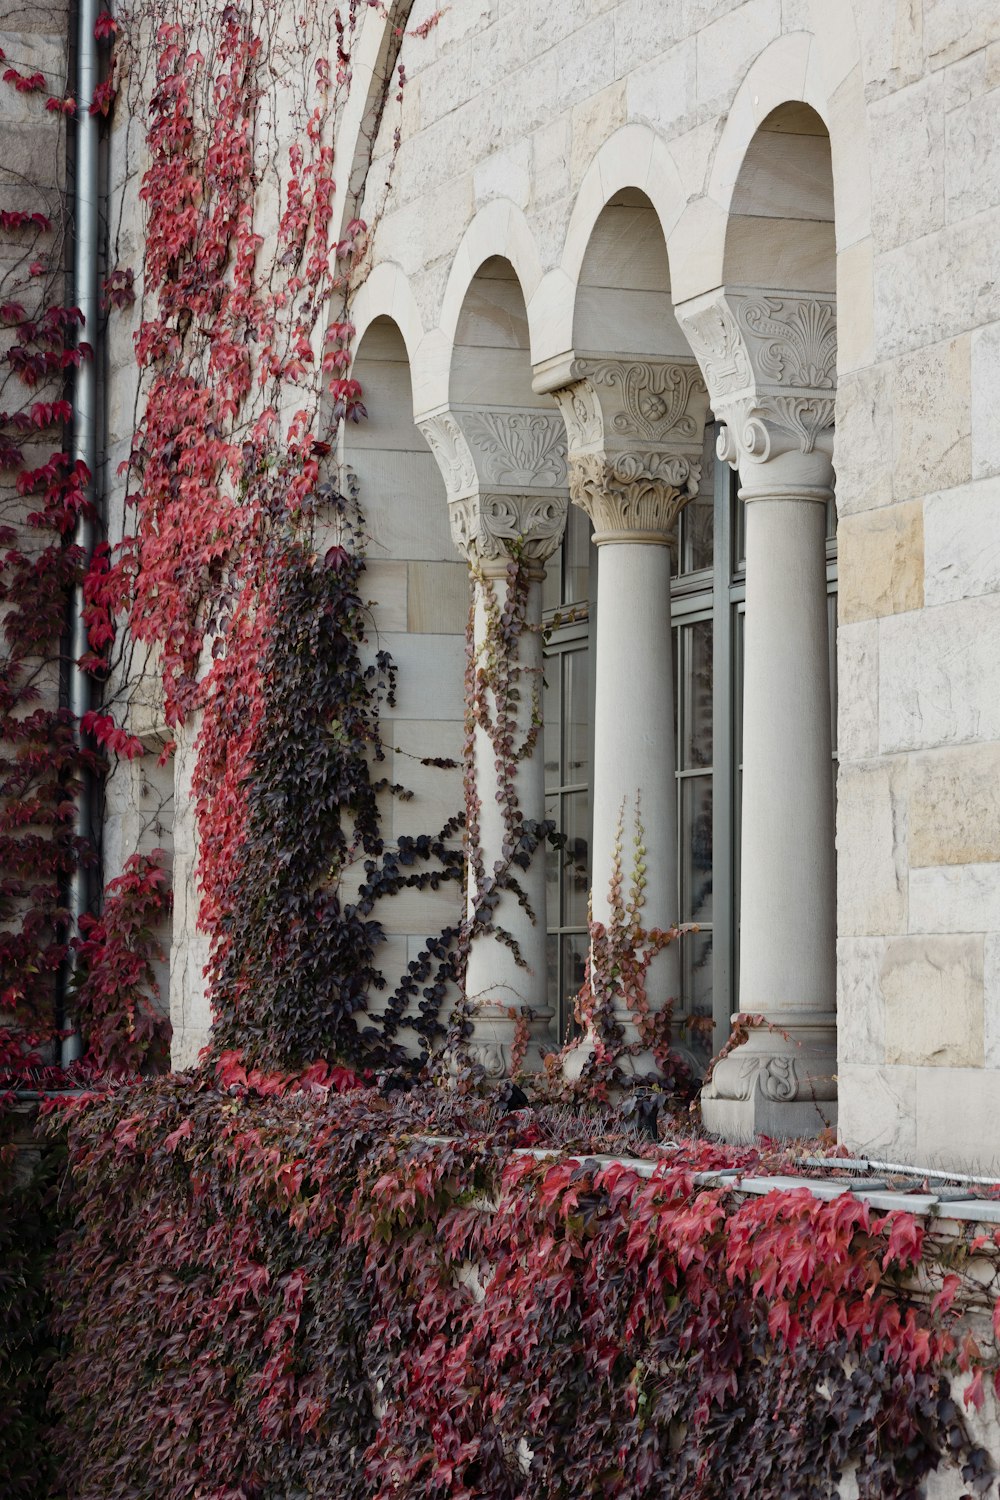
101, 1, 1000, 1171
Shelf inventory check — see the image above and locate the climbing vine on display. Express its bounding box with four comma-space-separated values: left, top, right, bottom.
32, 1075, 1000, 1499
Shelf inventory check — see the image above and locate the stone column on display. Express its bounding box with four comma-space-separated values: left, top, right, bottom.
539, 357, 710, 1077
678, 288, 838, 1138
418, 406, 569, 1077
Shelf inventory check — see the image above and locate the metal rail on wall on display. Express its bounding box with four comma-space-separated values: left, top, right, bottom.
61, 0, 102, 1065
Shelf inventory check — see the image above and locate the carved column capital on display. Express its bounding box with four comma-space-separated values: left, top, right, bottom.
540, 356, 709, 545
675, 287, 837, 500
417, 405, 569, 569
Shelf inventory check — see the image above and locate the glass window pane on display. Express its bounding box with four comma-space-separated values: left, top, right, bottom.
563, 506, 592, 606
542, 544, 562, 614
678, 421, 717, 575
562, 647, 590, 784
682, 618, 713, 770
680, 928, 714, 1067
561, 789, 590, 928
545, 791, 560, 912
544, 660, 560, 789
680, 775, 713, 924
561, 932, 589, 1034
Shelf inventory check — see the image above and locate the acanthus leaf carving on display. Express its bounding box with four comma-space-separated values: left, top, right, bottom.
675, 288, 838, 480
417, 410, 477, 500
448, 490, 568, 567
568, 451, 700, 544
461, 410, 567, 488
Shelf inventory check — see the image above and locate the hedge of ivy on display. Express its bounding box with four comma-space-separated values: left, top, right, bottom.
2, 1071, 993, 1499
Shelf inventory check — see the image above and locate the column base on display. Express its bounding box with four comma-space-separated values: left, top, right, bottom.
700, 1008, 837, 1142
450, 1003, 554, 1081
562, 1027, 700, 1086
701, 1090, 837, 1142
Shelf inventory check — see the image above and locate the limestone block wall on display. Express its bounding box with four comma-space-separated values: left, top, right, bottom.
833, 1, 1000, 1170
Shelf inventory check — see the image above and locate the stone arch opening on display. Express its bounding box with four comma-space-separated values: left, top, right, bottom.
724, 103, 835, 292
341, 315, 466, 1048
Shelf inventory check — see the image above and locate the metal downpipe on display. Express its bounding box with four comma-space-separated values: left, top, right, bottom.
61, 0, 102, 1066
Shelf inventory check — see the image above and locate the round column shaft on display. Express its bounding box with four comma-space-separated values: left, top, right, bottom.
463, 562, 551, 1071
587, 537, 679, 1034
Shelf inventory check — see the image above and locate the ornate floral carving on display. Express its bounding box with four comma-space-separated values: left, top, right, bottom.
707, 1047, 838, 1104
737, 295, 836, 391
552, 380, 602, 450
461, 410, 567, 488
568, 451, 700, 543
548, 358, 709, 543
675, 297, 753, 403
590, 360, 706, 443
675, 288, 838, 474
449, 490, 568, 566
417, 410, 477, 499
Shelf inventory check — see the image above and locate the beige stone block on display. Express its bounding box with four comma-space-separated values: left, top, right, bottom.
924, 476, 1000, 605
879, 593, 1000, 752
874, 212, 1000, 359
892, 337, 971, 502
838, 1062, 917, 1156
371, 877, 463, 939
551, 13, 617, 114
910, 742, 1000, 867
924, 0, 998, 71
473, 141, 531, 211
531, 113, 571, 207
695, 0, 782, 118
837, 620, 879, 763
625, 37, 697, 140
378, 632, 466, 721
914, 1068, 1000, 1176
838, 502, 924, 623
985, 932, 1000, 1069
837, 936, 886, 1066
971, 322, 1000, 479
614, 0, 688, 75
391, 719, 464, 839
945, 82, 1000, 224
570, 80, 626, 187
882, 934, 984, 1067
837, 760, 908, 938
407, 561, 470, 634
362, 561, 408, 634
834, 365, 895, 516
909, 863, 1000, 935
869, 74, 945, 252
836, 237, 875, 374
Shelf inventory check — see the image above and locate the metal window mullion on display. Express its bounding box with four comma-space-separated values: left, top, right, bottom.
711, 437, 736, 1057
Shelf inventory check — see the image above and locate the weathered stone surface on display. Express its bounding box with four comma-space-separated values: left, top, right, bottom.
924, 475, 1000, 605
837, 936, 887, 1066
986, 933, 1000, 1069
837, 760, 908, 937
834, 365, 895, 515
869, 74, 945, 251
914, 1067, 1000, 1173
882, 934, 984, 1067
909, 862, 1000, 935
874, 211, 1000, 360
837, 620, 879, 762
390, 719, 464, 840
909, 742, 1000, 867
838, 501, 923, 623
838, 1063, 917, 1155
879, 594, 1000, 753
891, 337, 971, 503
945, 82, 1000, 224
376, 633, 466, 721
971, 322, 1000, 479
407, 560, 469, 634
